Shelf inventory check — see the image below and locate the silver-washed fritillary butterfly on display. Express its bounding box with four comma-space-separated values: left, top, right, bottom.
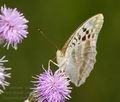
56, 14, 104, 87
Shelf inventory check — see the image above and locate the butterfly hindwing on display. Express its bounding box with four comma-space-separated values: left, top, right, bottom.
56, 14, 104, 87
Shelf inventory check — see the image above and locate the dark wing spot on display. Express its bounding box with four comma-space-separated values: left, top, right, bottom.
91, 29, 93, 32
69, 45, 72, 48
82, 35, 86, 41
72, 42, 75, 46
86, 30, 89, 34
92, 34, 94, 38
78, 35, 81, 40
82, 28, 87, 32
88, 34, 91, 39
74, 37, 77, 42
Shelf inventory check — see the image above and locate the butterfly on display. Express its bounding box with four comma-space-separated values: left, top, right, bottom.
56, 14, 104, 87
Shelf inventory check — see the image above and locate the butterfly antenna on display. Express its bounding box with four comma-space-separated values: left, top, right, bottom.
38, 28, 58, 50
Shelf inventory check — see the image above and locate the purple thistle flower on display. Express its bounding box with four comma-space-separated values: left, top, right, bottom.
0, 56, 11, 94
0, 5, 28, 49
32, 67, 72, 102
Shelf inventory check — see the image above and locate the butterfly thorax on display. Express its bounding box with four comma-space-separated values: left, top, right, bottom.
56, 50, 67, 71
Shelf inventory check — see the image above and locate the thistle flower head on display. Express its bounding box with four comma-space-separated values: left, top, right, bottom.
0, 56, 11, 94
0, 5, 28, 49
32, 67, 72, 102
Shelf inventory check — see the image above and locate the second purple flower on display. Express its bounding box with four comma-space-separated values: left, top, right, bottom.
31, 67, 72, 102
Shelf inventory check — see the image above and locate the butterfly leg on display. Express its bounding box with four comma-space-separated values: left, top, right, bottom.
48, 60, 59, 68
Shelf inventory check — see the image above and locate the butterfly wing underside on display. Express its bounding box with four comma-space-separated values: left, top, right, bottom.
56, 14, 104, 87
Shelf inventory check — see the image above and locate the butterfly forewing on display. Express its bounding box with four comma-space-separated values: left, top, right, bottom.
56, 14, 104, 87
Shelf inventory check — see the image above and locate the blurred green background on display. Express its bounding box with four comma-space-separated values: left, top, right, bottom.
0, 0, 120, 102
